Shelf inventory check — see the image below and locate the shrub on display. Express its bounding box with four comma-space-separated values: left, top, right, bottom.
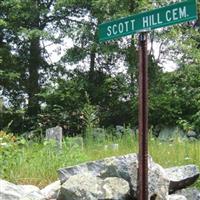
0, 131, 25, 179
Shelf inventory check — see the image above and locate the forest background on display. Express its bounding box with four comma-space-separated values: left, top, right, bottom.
0, 0, 200, 138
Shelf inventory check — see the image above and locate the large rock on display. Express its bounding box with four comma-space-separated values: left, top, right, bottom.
128, 156, 170, 200
58, 173, 130, 200
58, 153, 170, 199
20, 185, 41, 195
41, 180, 61, 199
166, 194, 187, 200
175, 188, 200, 200
165, 165, 199, 193
20, 191, 46, 200
0, 179, 46, 200
101, 177, 130, 200
0, 179, 23, 200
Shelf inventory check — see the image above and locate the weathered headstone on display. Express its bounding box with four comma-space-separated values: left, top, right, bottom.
115, 126, 134, 138
158, 127, 185, 141
187, 130, 198, 141
187, 130, 197, 138
22, 131, 35, 140
46, 126, 62, 149
115, 125, 125, 137
93, 128, 105, 142
104, 143, 119, 151
22, 130, 43, 140
68, 137, 84, 150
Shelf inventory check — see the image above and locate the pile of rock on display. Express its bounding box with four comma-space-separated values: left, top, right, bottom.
0, 153, 199, 200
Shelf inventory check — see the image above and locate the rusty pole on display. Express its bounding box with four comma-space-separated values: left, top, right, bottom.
138, 32, 148, 200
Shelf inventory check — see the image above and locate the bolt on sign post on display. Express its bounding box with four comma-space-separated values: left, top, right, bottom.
98, 0, 198, 199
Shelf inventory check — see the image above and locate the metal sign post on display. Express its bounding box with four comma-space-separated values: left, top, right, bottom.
138, 32, 148, 200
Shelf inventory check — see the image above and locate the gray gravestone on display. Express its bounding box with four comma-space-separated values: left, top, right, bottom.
93, 128, 105, 142
68, 137, 84, 150
187, 130, 197, 138
115, 126, 134, 137
158, 127, 185, 141
46, 126, 62, 149
104, 143, 119, 151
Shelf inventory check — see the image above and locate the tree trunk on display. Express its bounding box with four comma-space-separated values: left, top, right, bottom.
88, 50, 96, 82
27, 0, 41, 117
128, 0, 138, 98
27, 37, 41, 117
87, 49, 96, 103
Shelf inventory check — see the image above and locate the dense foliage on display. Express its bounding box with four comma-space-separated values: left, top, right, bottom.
0, 0, 199, 136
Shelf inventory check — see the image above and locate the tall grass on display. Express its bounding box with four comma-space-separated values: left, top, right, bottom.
1, 131, 200, 189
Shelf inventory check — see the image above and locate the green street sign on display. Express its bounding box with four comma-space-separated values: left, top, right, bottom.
99, 0, 198, 42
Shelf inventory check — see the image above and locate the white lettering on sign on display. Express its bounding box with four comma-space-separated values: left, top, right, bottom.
106, 20, 136, 37
166, 10, 172, 21
107, 26, 112, 36
152, 15, 157, 25
143, 13, 163, 28
179, 6, 187, 18
125, 21, 129, 32
113, 24, 118, 35
143, 16, 149, 28
173, 8, 178, 20
157, 13, 163, 24
131, 19, 135, 30
166, 6, 187, 22
106, 5, 189, 38
119, 23, 124, 33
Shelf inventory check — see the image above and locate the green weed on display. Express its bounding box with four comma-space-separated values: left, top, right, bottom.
0, 130, 199, 189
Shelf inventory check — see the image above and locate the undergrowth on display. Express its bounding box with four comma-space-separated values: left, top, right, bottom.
0, 129, 199, 189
